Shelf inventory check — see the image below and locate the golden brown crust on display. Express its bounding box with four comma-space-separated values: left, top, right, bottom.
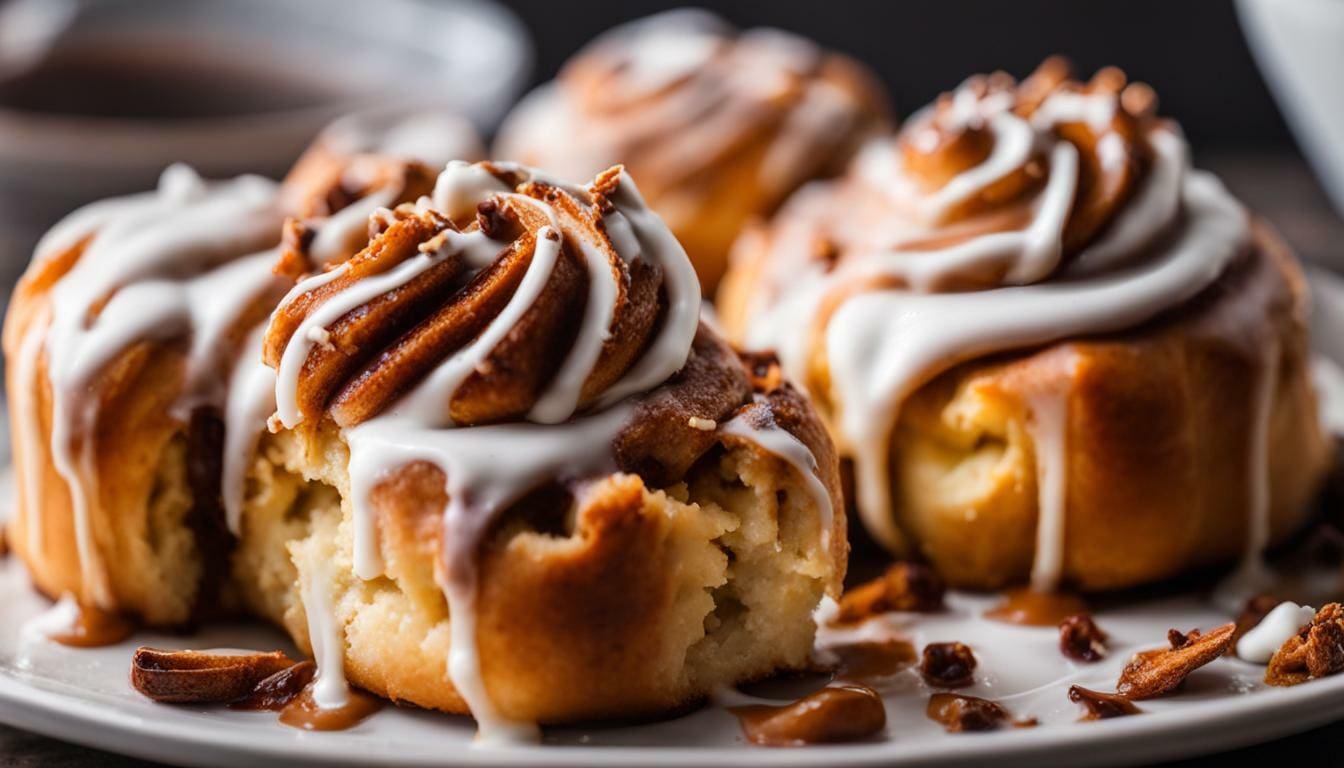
723, 212, 1328, 594
2, 234, 262, 622
883, 225, 1328, 590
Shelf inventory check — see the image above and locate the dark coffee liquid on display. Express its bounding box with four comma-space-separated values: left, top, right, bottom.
0, 42, 343, 120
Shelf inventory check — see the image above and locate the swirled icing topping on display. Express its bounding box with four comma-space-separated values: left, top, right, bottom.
732, 60, 1256, 584
265, 162, 701, 431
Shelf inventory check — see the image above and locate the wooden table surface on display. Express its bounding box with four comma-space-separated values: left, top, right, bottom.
2, 149, 1342, 767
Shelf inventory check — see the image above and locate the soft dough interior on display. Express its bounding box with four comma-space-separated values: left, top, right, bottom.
225, 428, 831, 722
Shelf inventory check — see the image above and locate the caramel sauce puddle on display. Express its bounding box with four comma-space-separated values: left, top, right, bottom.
49, 605, 136, 647
985, 587, 1088, 626
829, 638, 918, 680
279, 687, 383, 731
731, 683, 886, 746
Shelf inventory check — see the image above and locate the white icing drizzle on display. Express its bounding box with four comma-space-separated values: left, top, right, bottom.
1216, 338, 1283, 605
719, 404, 834, 558
1026, 387, 1071, 591
221, 327, 277, 536
270, 163, 710, 742
826, 171, 1244, 553
307, 186, 398, 267
741, 81, 1254, 572
301, 556, 351, 710
345, 404, 636, 744
393, 226, 564, 424
869, 110, 1037, 225
18, 165, 285, 608
592, 177, 702, 409
1237, 601, 1315, 664
14, 304, 50, 560
432, 160, 511, 221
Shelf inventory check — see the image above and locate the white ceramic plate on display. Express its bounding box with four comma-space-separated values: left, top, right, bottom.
2, 274, 1342, 768
1, 550, 1343, 768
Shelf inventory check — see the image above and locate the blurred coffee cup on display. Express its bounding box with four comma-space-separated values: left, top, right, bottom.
0, 0, 529, 298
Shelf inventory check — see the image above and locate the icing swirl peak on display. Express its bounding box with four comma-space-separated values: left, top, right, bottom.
265, 161, 700, 431
841, 56, 1174, 292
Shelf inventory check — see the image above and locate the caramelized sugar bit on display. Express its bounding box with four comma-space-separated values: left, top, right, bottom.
926, 693, 1013, 732
1116, 623, 1234, 699
1059, 613, 1109, 662
49, 605, 136, 648
833, 562, 945, 625
985, 588, 1088, 627
731, 683, 886, 747
279, 687, 383, 731
1266, 602, 1344, 686
919, 642, 976, 688
1068, 685, 1142, 720
130, 647, 296, 704
231, 661, 317, 711
828, 639, 918, 680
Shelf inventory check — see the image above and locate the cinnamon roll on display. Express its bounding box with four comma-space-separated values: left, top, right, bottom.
2, 114, 481, 626
241, 162, 843, 734
494, 10, 890, 294
719, 58, 1332, 592
5, 148, 844, 734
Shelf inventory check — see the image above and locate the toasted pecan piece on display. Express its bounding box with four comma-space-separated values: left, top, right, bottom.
926, 693, 1011, 732
833, 562, 945, 625
231, 660, 317, 711
920, 642, 977, 688
1059, 613, 1108, 662
1115, 623, 1234, 699
1068, 685, 1142, 720
131, 648, 297, 704
1266, 603, 1344, 686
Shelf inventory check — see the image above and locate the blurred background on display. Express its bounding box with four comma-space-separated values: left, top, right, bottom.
505, 0, 1290, 148
1, 0, 1341, 275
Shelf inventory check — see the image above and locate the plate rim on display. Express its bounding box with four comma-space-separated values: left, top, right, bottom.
1, 652, 1343, 768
